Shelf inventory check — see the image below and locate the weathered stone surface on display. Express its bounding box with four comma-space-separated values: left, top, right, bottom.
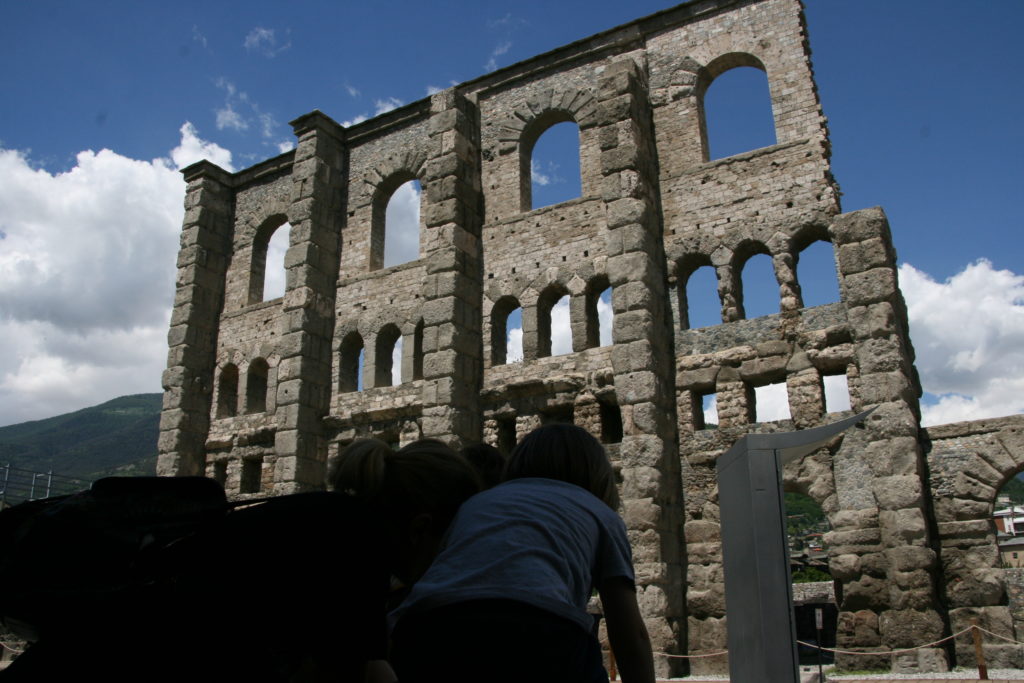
157, 0, 1022, 675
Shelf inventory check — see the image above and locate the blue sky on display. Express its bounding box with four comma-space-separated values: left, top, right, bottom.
0, 0, 1022, 427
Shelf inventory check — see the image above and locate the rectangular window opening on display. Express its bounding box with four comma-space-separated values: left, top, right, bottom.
239, 457, 263, 494
496, 417, 517, 457
822, 373, 852, 414
753, 381, 791, 423
599, 402, 623, 444
541, 406, 574, 426
693, 391, 718, 430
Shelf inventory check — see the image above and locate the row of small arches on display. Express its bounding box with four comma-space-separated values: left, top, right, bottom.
678, 238, 840, 329
338, 321, 424, 392
216, 359, 271, 418
490, 280, 613, 366
242, 54, 777, 297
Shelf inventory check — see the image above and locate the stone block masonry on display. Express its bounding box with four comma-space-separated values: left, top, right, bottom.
159, 0, 1024, 675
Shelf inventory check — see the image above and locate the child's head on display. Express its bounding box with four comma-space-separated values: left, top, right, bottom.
330, 438, 481, 582
504, 423, 619, 509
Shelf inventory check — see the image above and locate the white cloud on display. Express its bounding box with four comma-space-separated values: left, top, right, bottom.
340, 97, 404, 129
0, 124, 231, 426
344, 83, 360, 98
383, 180, 421, 267
823, 373, 851, 413
374, 97, 403, 115
426, 85, 443, 96
171, 122, 234, 171
703, 394, 718, 426
216, 103, 248, 132
276, 140, 295, 154
243, 27, 291, 57
901, 260, 1024, 426
531, 159, 550, 186
392, 336, 403, 386
551, 295, 572, 355
485, 41, 512, 72
263, 223, 290, 300
598, 290, 613, 346
341, 114, 369, 128
754, 382, 791, 422
258, 113, 278, 139
507, 325, 524, 363
213, 79, 281, 141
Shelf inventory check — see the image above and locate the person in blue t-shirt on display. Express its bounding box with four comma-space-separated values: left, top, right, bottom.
390, 423, 655, 683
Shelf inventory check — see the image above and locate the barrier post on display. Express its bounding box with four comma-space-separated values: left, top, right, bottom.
970, 620, 988, 680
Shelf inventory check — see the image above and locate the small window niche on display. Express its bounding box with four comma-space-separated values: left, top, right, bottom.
599, 401, 623, 444
496, 416, 517, 457
239, 457, 263, 494
822, 373, 852, 414
217, 364, 239, 418
752, 381, 792, 423
693, 390, 719, 430
542, 406, 574, 425
211, 460, 228, 487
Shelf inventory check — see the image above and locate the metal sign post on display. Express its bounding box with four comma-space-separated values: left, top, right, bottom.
717, 410, 871, 683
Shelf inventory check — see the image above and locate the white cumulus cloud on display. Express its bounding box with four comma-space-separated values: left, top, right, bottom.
0, 124, 231, 426
900, 260, 1024, 426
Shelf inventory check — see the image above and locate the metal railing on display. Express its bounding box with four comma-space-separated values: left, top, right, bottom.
0, 464, 90, 507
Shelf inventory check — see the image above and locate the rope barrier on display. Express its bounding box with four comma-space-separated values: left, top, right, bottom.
974, 625, 1024, 647
653, 625, 1015, 660
653, 650, 728, 659
795, 627, 969, 656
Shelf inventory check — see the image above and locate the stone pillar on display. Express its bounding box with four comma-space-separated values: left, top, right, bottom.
272, 111, 345, 494
417, 89, 483, 447
158, 161, 235, 477
596, 58, 686, 677
829, 207, 948, 673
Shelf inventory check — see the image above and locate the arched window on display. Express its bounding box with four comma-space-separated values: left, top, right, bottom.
737, 248, 779, 320
585, 279, 613, 349
245, 358, 269, 414
538, 286, 572, 358
520, 113, 582, 211
700, 54, 776, 161
491, 296, 522, 366
678, 255, 719, 330
796, 239, 841, 308
216, 364, 239, 418
412, 319, 424, 381
339, 332, 364, 393
375, 324, 402, 387
371, 174, 422, 270
249, 216, 290, 304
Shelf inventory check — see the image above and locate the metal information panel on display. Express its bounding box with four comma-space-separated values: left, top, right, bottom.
716, 410, 871, 683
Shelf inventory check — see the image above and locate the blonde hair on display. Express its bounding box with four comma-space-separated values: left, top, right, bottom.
330, 438, 481, 534
503, 423, 619, 509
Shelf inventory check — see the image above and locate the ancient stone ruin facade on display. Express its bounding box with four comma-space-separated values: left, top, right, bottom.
158, 0, 1024, 674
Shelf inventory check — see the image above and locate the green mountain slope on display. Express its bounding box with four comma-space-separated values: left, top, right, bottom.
0, 394, 162, 479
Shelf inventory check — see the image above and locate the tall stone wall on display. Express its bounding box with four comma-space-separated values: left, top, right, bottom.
159, 0, 1020, 675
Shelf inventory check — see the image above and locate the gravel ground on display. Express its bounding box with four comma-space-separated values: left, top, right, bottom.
826, 670, 1024, 680
658, 667, 1024, 681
